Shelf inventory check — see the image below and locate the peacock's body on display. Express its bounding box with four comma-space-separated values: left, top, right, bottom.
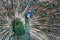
12, 18, 25, 36
0, 0, 60, 40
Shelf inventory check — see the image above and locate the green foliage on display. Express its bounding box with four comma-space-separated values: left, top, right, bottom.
12, 18, 25, 36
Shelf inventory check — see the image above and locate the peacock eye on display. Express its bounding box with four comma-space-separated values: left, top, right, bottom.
13, 2, 17, 7
0, 27, 4, 32
49, 15, 55, 19
48, 22, 54, 27
56, 26, 60, 32
39, 19, 46, 23
22, 2, 27, 7
40, 12, 47, 17
32, 9, 37, 14
56, 7, 60, 11
30, 0, 35, 6
4, 3, 9, 8
18, 9, 21, 13
48, 3, 55, 9
10, 10, 14, 14
0, 11, 2, 15
0, 19, 8, 24
43, 29, 48, 33
4, 13, 9, 16
2, 37, 5, 40
0, 20, 3, 24
39, 2, 46, 7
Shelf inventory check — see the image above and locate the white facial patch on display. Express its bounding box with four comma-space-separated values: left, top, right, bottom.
20, 17, 25, 26
27, 14, 30, 18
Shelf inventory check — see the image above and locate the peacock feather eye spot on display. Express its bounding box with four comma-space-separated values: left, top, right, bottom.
5, 13, 9, 16
32, 0, 39, 3
0, 20, 4, 24
0, 27, 3, 32
22, 2, 27, 8
39, 2, 46, 7
43, 29, 48, 33
13, 2, 18, 7
30, 0, 35, 6
0, 11, 2, 15
39, 19, 46, 23
18, 9, 21, 13
48, 22, 54, 27
4, 4, 9, 8
10, 10, 14, 14
49, 15, 55, 19
40, 12, 47, 17
48, 3, 55, 9
2, 37, 5, 40
56, 7, 60, 11
56, 26, 60, 32
32, 9, 37, 14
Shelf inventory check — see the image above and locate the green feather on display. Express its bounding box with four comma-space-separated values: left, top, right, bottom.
12, 18, 25, 36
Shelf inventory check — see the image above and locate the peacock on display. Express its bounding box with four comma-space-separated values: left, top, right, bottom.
0, 0, 60, 40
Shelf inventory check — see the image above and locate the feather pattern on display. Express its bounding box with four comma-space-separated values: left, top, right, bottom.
0, 0, 60, 40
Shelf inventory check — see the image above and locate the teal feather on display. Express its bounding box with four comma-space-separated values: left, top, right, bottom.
12, 18, 25, 36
